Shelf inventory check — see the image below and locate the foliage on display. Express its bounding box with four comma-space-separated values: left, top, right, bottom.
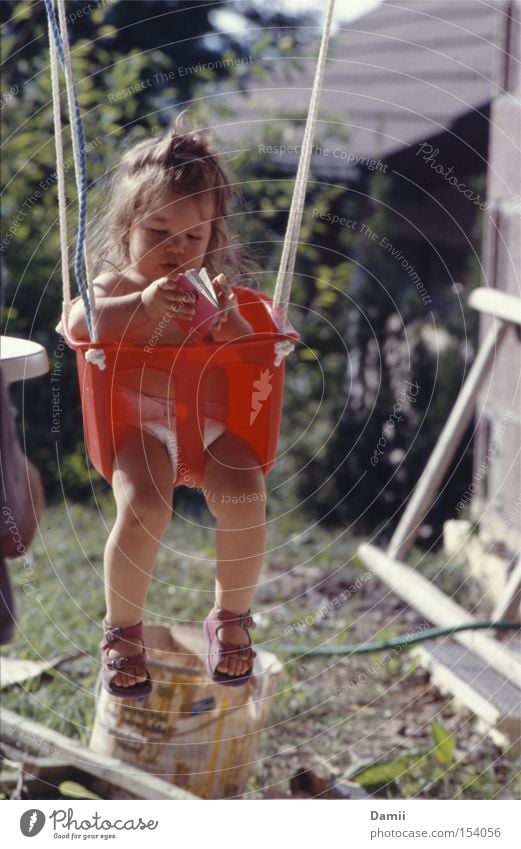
290, 172, 482, 540
349, 718, 518, 800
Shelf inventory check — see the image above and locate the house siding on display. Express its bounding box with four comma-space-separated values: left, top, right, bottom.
473, 2, 521, 554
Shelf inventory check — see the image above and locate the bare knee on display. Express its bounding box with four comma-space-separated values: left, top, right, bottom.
115, 484, 172, 534
204, 468, 266, 523
112, 432, 173, 534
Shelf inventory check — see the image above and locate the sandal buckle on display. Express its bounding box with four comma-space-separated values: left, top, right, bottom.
105, 626, 123, 643
109, 656, 129, 670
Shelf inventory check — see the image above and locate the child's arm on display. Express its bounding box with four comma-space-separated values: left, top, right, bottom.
210, 275, 254, 342
67, 273, 196, 341
67, 274, 147, 341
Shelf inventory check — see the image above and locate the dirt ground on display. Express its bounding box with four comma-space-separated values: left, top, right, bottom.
248, 563, 520, 799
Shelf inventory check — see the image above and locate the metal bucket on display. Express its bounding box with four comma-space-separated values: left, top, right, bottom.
89, 624, 282, 799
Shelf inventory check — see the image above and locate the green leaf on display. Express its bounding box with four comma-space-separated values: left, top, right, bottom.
99, 26, 118, 38
350, 750, 427, 788
13, 1, 34, 21
59, 781, 101, 800
278, 36, 295, 52
251, 33, 271, 57
196, 68, 216, 81
432, 720, 456, 766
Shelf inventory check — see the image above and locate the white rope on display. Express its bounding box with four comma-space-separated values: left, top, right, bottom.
48, 28, 71, 323
85, 348, 107, 369
56, 0, 99, 343
273, 339, 295, 366
273, 0, 336, 323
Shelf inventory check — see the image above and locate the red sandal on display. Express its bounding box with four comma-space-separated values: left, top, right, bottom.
204, 607, 257, 687
100, 621, 152, 698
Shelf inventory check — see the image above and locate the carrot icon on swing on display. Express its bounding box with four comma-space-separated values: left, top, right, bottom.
250, 369, 273, 425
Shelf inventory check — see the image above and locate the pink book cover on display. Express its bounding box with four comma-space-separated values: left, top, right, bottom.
173, 268, 220, 342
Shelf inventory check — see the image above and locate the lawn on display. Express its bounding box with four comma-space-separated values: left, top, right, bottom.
1, 500, 519, 799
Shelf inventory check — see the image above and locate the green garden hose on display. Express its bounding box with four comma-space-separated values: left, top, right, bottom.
275, 620, 521, 657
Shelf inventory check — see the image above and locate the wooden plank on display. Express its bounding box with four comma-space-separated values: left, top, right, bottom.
468, 288, 521, 326
0, 708, 198, 800
416, 643, 521, 748
493, 556, 521, 622
388, 320, 509, 560
358, 543, 521, 686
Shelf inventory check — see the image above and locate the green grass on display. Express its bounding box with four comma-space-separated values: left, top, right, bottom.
1, 502, 358, 739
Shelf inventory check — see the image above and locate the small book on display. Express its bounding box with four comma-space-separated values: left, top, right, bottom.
174, 267, 220, 341
184, 268, 220, 307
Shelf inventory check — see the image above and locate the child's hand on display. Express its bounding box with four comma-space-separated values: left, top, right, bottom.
212, 274, 240, 331
211, 274, 253, 340
140, 275, 197, 322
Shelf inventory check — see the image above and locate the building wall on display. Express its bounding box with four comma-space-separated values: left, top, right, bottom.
473, 2, 521, 555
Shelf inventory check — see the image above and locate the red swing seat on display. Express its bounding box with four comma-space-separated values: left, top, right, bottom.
65, 287, 298, 488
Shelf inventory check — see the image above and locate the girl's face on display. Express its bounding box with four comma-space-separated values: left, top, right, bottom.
126, 190, 214, 282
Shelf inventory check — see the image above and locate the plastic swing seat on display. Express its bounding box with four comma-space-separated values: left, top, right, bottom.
65, 287, 298, 488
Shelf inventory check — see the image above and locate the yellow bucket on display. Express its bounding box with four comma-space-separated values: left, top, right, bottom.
90, 623, 282, 799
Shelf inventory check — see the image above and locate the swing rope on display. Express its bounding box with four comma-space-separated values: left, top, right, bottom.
48, 31, 71, 314
45, 0, 336, 347
45, 0, 98, 344
273, 0, 336, 324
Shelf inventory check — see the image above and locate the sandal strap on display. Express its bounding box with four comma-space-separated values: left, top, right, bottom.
212, 607, 256, 631
214, 642, 257, 659
106, 650, 148, 671
102, 620, 145, 650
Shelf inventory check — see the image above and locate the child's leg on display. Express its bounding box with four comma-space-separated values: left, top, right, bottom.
104, 429, 173, 688
201, 432, 267, 678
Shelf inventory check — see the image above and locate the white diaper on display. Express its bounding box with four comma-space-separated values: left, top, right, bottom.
114, 387, 227, 478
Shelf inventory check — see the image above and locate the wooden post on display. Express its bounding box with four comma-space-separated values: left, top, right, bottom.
358, 542, 521, 686
493, 556, 521, 622
388, 320, 509, 560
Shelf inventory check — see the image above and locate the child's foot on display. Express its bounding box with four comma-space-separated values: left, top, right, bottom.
204, 607, 257, 685
101, 621, 152, 698
107, 635, 148, 688
215, 623, 254, 678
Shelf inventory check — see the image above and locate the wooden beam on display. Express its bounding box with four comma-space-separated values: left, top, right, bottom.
415, 645, 521, 749
469, 288, 521, 326
358, 543, 521, 686
388, 320, 509, 560
493, 556, 521, 622
0, 708, 198, 800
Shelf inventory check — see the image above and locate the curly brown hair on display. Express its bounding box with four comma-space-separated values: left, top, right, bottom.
89, 116, 255, 285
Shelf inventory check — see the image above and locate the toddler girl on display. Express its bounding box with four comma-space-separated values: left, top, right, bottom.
68, 124, 266, 694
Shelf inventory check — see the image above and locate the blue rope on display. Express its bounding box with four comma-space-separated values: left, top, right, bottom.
44, 0, 93, 337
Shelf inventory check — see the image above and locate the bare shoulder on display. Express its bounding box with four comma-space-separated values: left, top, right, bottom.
93, 271, 134, 297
